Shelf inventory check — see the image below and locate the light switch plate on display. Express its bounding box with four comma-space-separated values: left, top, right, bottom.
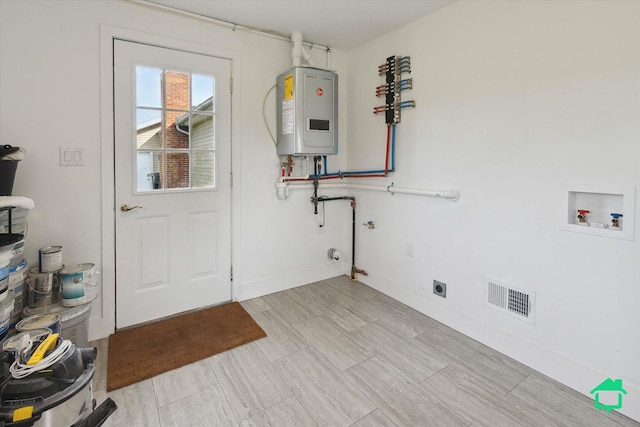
60, 147, 84, 166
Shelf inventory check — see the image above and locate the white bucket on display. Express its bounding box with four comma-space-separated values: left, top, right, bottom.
9, 277, 25, 327
59, 263, 98, 307
8, 259, 27, 287
8, 238, 24, 268
3, 259, 26, 306
0, 250, 13, 295
0, 291, 15, 340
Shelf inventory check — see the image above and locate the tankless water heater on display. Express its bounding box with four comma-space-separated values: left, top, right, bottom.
276, 67, 338, 156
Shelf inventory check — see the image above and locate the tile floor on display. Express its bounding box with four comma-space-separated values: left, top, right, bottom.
90, 276, 638, 426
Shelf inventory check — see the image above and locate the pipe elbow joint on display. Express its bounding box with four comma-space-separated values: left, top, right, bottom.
275, 182, 289, 200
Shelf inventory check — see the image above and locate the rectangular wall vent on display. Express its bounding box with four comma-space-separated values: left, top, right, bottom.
484, 278, 535, 324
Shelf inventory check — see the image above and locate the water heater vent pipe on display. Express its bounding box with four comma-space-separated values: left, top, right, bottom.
292, 31, 314, 67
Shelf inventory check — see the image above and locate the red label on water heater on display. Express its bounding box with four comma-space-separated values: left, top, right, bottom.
317, 88, 323, 96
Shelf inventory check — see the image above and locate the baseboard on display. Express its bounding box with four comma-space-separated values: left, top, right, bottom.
88, 314, 113, 342
237, 261, 350, 301
359, 272, 640, 423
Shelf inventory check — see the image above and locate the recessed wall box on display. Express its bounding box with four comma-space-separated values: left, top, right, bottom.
561, 184, 635, 240
276, 66, 338, 156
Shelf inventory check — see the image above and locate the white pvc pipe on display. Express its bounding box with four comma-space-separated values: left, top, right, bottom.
274, 180, 458, 201
275, 182, 289, 200
131, 0, 328, 50
291, 31, 303, 67
348, 183, 460, 201
301, 46, 314, 66
291, 31, 314, 67
275, 181, 347, 200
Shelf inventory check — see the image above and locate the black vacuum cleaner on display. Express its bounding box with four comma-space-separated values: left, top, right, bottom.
0, 332, 116, 426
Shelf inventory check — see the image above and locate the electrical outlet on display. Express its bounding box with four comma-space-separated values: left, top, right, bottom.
405, 241, 415, 258
433, 280, 446, 298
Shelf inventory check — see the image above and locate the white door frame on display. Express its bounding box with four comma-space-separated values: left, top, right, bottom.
97, 25, 242, 340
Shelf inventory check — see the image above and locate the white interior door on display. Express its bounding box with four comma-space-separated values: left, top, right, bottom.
114, 40, 232, 328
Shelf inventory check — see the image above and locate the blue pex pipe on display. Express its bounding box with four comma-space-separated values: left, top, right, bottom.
391, 125, 396, 171
311, 125, 397, 179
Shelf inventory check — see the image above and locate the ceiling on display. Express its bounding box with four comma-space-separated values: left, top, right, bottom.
143, 0, 457, 51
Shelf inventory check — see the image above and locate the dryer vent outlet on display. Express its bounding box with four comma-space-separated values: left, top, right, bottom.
433, 280, 447, 298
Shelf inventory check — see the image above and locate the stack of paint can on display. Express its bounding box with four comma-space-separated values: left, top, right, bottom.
25, 246, 63, 308
0, 242, 16, 341
0, 204, 31, 340
21, 246, 96, 347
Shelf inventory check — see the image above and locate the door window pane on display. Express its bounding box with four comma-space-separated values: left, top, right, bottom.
192, 151, 214, 189
192, 74, 214, 111
190, 114, 214, 150
136, 109, 162, 149
166, 152, 190, 189
165, 110, 190, 149
137, 151, 162, 190
136, 66, 162, 108
165, 70, 190, 110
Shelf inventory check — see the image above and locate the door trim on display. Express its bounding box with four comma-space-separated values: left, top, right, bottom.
97, 24, 241, 340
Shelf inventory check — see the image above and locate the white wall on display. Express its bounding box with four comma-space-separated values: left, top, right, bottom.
2, 0, 638, 421
0, 0, 350, 339
348, 0, 640, 420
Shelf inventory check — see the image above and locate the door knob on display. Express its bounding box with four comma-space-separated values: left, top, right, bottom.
121, 204, 142, 212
